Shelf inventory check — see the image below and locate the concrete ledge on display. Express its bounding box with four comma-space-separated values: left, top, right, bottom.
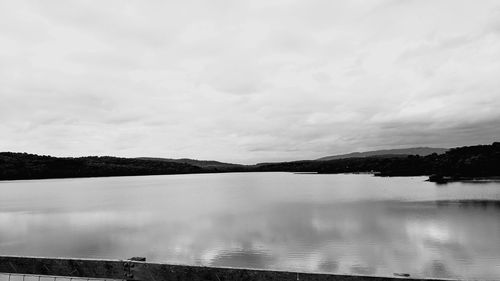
0, 255, 458, 281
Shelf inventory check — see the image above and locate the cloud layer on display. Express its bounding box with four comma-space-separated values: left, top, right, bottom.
1, 0, 499, 163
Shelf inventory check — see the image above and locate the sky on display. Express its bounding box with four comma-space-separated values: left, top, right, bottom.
1, 0, 500, 164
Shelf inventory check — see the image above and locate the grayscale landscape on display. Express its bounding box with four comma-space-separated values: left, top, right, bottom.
1, 1, 499, 281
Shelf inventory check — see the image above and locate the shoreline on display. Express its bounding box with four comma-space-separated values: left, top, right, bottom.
3, 170, 500, 184
428, 174, 500, 184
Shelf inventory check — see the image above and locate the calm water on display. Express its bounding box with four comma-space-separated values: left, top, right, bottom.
1, 173, 500, 279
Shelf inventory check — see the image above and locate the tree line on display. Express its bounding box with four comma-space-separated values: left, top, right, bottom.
1, 142, 499, 181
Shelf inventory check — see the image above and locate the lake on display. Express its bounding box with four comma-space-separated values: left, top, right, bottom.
0, 172, 499, 279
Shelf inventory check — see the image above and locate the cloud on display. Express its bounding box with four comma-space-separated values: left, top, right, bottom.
1, 0, 500, 163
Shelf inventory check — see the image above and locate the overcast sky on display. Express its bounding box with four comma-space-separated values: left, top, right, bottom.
1, 0, 499, 163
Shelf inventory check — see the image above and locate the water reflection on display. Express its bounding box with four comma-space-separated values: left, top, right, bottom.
435, 199, 500, 209
0, 173, 500, 279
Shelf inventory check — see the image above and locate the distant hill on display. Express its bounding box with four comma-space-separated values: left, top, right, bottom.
256, 143, 500, 181
316, 147, 449, 161
136, 157, 246, 171
0, 153, 205, 181
2, 143, 498, 182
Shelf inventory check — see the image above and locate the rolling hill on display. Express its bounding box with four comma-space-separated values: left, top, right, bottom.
316, 147, 449, 161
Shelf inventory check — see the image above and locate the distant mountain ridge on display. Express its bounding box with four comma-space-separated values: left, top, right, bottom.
1, 143, 499, 182
135, 157, 243, 170
316, 147, 449, 161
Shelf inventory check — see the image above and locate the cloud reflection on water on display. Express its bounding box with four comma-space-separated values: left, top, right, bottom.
1, 174, 500, 279
1, 200, 499, 279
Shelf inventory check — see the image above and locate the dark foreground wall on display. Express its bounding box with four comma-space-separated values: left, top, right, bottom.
0, 255, 455, 281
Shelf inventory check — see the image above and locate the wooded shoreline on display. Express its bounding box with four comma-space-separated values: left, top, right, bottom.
1, 142, 499, 183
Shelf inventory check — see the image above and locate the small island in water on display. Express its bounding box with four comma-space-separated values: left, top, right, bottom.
1, 142, 499, 183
